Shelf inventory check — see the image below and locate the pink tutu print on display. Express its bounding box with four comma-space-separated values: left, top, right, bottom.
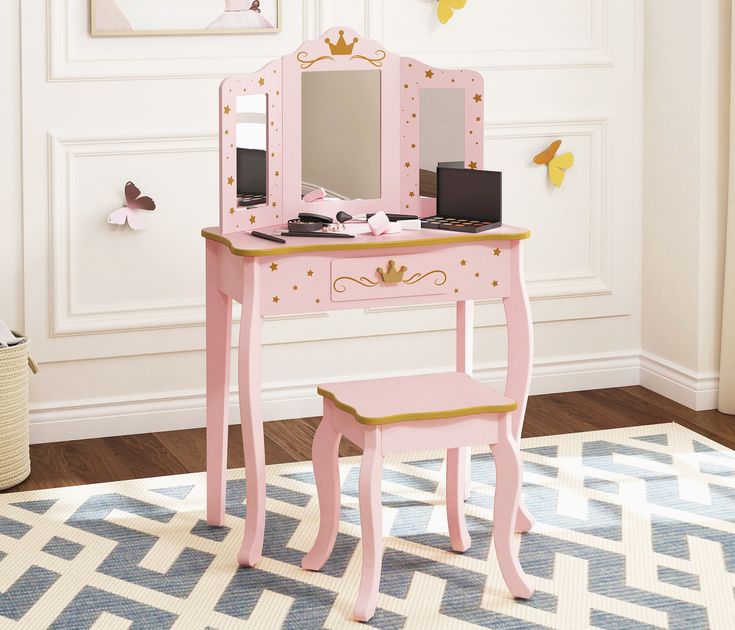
208, 0, 274, 30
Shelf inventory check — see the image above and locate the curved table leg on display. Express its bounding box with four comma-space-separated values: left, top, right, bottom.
503, 241, 535, 533
491, 413, 534, 599
206, 240, 232, 527
302, 405, 343, 571
354, 428, 384, 623
237, 260, 266, 567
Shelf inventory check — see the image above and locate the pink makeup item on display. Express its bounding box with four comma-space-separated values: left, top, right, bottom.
303, 187, 326, 203
367, 211, 390, 236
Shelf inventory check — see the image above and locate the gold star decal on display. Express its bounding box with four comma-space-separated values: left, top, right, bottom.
473, 93, 482, 103
409, 191, 415, 197
492, 280, 499, 287
307, 270, 314, 277
411, 113, 417, 118
224, 105, 230, 114
272, 201, 277, 208
476, 116, 481, 122
425, 69, 434, 79
292, 285, 298, 291
227, 176, 234, 185
475, 272, 480, 278
249, 215, 256, 224
272, 296, 279, 303
315, 298, 321, 304
460, 259, 467, 266
493, 248, 501, 256
468, 161, 478, 169
224, 129, 229, 135
411, 143, 416, 149
454, 288, 459, 293
404, 83, 409, 88
258, 77, 265, 86
269, 262, 278, 271
275, 170, 279, 177
405, 162, 411, 168
229, 207, 235, 215
271, 152, 275, 157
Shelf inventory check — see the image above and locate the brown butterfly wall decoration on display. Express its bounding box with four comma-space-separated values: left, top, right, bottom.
107, 181, 156, 230
533, 140, 574, 188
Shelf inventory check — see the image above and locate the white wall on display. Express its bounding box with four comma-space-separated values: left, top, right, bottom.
6, 0, 644, 443
641, 0, 730, 410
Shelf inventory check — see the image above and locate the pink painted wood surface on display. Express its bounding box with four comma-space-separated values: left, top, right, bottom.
446, 447, 471, 552
282, 27, 401, 221
236, 260, 266, 567
502, 240, 536, 533
380, 414, 498, 456
354, 427, 384, 622
305, 382, 533, 622
490, 414, 535, 599
205, 240, 233, 526
331, 251, 452, 302
261, 243, 510, 316
455, 300, 474, 501
203, 223, 528, 257
301, 406, 342, 572
219, 60, 283, 235
400, 58, 484, 217
318, 372, 516, 425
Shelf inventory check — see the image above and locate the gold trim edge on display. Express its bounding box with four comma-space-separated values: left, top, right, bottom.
201, 229, 531, 257
317, 386, 518, 426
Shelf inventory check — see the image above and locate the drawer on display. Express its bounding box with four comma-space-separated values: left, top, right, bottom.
331, 252, 450, 302
330, 244, 509, 303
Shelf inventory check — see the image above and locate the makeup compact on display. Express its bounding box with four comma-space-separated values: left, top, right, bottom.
421, 165, 502, 233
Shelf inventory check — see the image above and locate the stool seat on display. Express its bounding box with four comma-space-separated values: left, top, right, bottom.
317, 372, 517, 426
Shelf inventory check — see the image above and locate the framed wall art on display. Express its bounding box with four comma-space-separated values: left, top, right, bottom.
91, 0, 281, 37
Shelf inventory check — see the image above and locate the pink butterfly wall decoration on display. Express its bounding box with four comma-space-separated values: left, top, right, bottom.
107, 181, 156, 230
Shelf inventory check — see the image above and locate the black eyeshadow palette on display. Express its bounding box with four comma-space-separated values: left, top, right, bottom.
420, 216, 501, 233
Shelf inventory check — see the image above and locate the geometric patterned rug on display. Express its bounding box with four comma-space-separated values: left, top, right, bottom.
1, 422, 734, 629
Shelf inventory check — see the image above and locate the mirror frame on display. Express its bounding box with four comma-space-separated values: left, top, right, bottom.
218, 27, 484, 234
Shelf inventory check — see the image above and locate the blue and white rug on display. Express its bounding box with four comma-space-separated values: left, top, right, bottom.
1, 423, 734, 629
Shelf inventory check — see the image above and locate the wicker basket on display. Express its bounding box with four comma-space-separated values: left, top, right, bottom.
0, 335, 31, 489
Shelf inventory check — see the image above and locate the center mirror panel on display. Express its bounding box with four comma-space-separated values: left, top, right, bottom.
236, 93, 268, 208
419, 88, 466, 198
301, 70, 381, 200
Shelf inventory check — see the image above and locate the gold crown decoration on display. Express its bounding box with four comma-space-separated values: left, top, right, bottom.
377, 260, 407, 284
325, 30, 358, 55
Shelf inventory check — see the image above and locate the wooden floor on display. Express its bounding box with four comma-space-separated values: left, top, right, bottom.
4, 386, 734, 493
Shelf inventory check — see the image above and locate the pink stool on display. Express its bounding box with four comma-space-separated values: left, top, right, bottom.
301, 372, 534, 622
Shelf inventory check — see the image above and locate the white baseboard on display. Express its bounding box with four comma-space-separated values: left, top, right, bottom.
28, 351, 641, 444
639, 351, 720, 411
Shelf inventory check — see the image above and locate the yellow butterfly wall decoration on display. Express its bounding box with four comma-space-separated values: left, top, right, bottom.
533, 139, 574, 188
437, 0, 467, 24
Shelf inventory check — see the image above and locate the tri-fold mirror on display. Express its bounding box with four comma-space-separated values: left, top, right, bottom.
218, 27, 485, 234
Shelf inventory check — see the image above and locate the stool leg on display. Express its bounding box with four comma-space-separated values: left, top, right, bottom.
446, 448, 471, 552
491, 414, 534, 599
302, 408, 342, 572
354, 428, 384, 623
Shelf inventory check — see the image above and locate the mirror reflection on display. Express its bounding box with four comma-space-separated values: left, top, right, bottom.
236, 94, 268, 208
301, 70, 381, 200
419, 88, 465, 198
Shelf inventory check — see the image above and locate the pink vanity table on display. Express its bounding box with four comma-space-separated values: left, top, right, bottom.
202, 26, 534, 583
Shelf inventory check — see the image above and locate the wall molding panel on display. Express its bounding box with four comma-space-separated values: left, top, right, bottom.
46, 0, 318, 82
48, 130, 218, 336
17, 0, 646, 437
372, 0, 613, 70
